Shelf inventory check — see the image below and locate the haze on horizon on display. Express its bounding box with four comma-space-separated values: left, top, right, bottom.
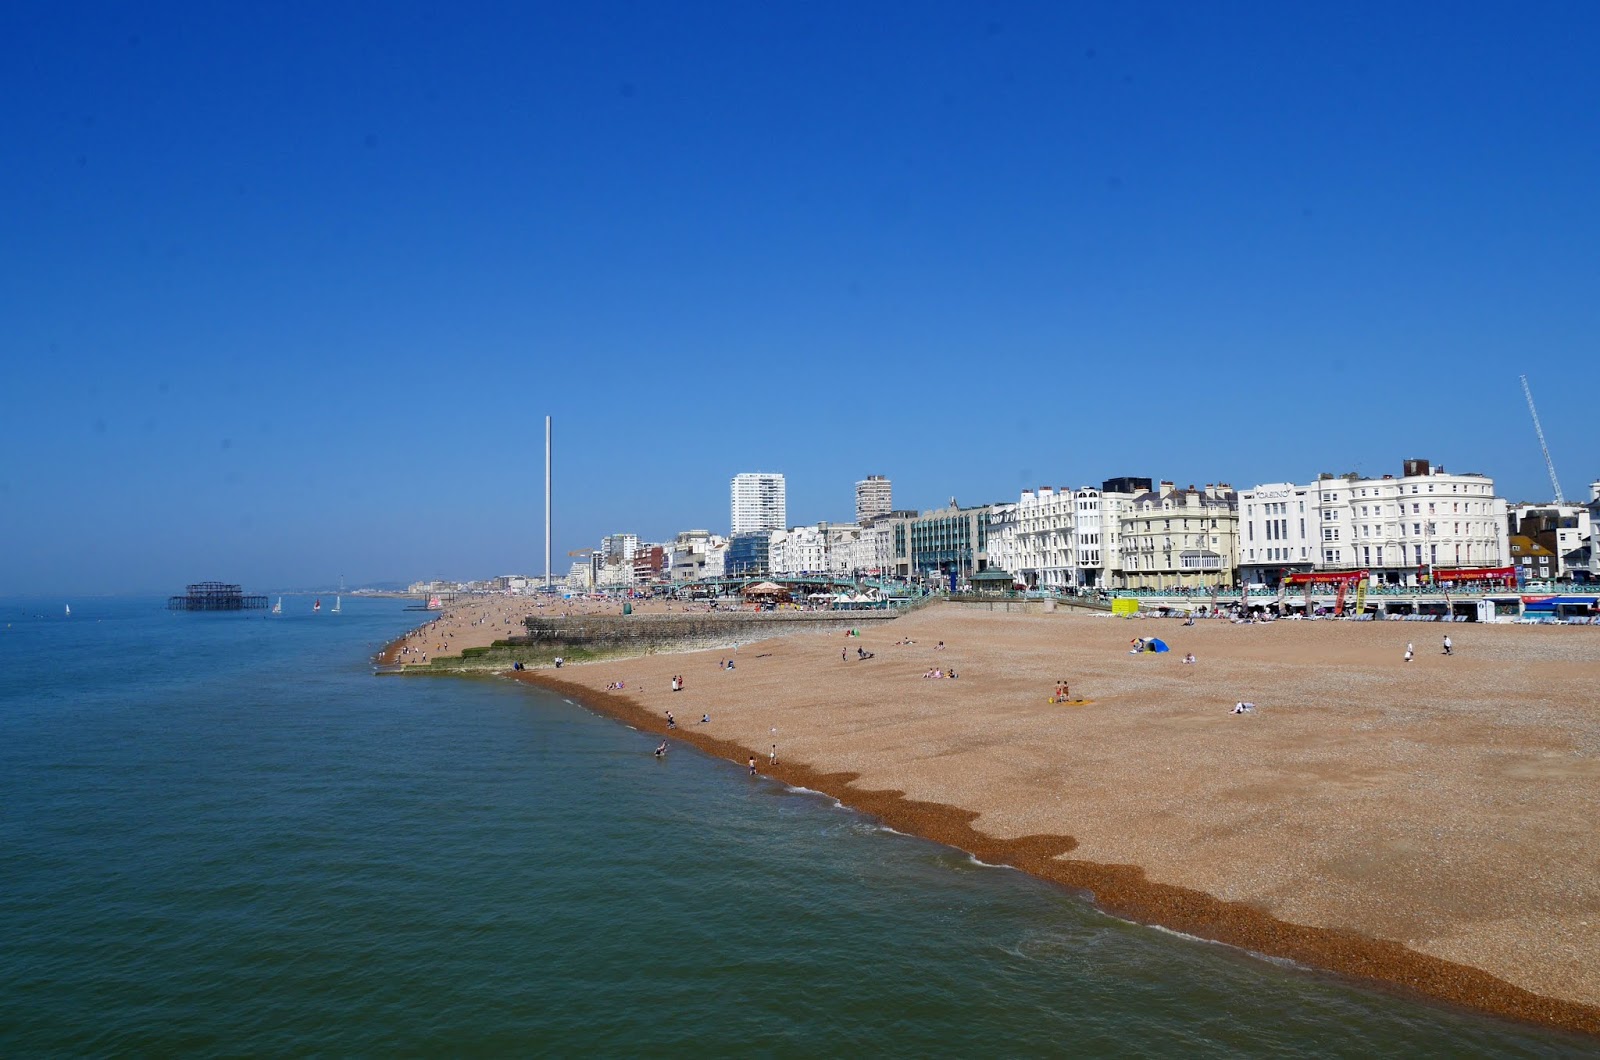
3, 4, 1596, 597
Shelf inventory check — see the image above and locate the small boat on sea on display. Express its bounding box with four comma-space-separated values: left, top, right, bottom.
332, 595, 341, 614
272, 597, 282, 614
313, 598, 322, 612
65, 604, 71, 617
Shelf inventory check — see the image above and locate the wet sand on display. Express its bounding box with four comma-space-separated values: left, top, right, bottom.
496, 605, 1600, 1036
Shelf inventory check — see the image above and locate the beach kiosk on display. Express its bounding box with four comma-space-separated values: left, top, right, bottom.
969, 569, 1017, 594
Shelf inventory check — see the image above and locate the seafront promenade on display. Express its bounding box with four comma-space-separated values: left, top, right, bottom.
379, 598, 1600, 1034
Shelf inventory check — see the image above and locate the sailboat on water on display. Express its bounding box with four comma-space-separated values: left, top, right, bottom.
331, 595, 341, 614
65, 604, 71, 617
272, 597, 282, 614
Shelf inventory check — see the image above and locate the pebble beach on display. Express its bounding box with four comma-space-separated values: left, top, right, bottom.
385, 599, 1600, 1035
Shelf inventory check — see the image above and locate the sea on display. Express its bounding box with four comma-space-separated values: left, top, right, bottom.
0, 596, 1592, 1057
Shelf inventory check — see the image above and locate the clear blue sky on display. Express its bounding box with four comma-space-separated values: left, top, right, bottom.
4, 3, 1597, 594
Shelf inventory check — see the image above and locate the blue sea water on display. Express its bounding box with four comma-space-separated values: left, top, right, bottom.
0, 596, 1592, 1057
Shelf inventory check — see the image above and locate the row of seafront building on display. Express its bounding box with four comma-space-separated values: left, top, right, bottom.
566, 461, 1600, 595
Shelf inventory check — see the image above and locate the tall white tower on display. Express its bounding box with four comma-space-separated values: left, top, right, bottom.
544, 415, 552, 590
731, 472, 787, 534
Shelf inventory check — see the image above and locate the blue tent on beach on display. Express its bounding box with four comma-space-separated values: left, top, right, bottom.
1146, 638, 1170, 653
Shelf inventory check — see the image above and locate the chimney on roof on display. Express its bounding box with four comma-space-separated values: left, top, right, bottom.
1159, 481, 1175, 498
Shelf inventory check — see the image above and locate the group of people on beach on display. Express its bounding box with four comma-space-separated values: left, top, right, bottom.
921, 668, 957, 679
670, 674, 685, 691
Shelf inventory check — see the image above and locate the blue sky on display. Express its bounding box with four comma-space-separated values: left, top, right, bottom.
3, 3, 1597, 594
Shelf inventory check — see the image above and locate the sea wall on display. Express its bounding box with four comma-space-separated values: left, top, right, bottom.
944, 596, 1112, 614
399, 610, 902, 673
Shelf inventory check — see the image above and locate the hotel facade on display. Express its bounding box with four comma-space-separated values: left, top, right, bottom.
1239, 459, 1509, 587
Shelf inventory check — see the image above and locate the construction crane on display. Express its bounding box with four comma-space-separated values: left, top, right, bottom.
567, 549, 594, 558
1520, 375, 1564, 504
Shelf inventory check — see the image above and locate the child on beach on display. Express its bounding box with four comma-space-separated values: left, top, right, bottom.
748, 756, 757, 776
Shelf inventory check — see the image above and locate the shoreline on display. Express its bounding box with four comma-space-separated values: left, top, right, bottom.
514, 670, 1600, 1038
375, 600, 1600, 1037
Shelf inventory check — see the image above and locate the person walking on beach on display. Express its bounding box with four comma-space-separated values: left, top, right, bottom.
666, 710, 675, 729
748, 756, 757, 776
770, 744, 778, 766
1443, 635, 1453, 656
1404, 643, 1414, 663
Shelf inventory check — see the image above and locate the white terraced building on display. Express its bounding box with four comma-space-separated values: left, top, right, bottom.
1242, 459, 1508, 586
985, 479, 1152, 590
1011, 487, 1079, 590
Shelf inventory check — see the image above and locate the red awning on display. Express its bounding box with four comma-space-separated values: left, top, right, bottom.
1285, 570, 1369, 585
1432, 566, 1516, 583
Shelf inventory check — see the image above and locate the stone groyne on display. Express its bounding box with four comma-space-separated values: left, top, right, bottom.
394, 610, 902, 673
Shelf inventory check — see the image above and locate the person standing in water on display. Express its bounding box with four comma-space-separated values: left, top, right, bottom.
748, 756, 757, 776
